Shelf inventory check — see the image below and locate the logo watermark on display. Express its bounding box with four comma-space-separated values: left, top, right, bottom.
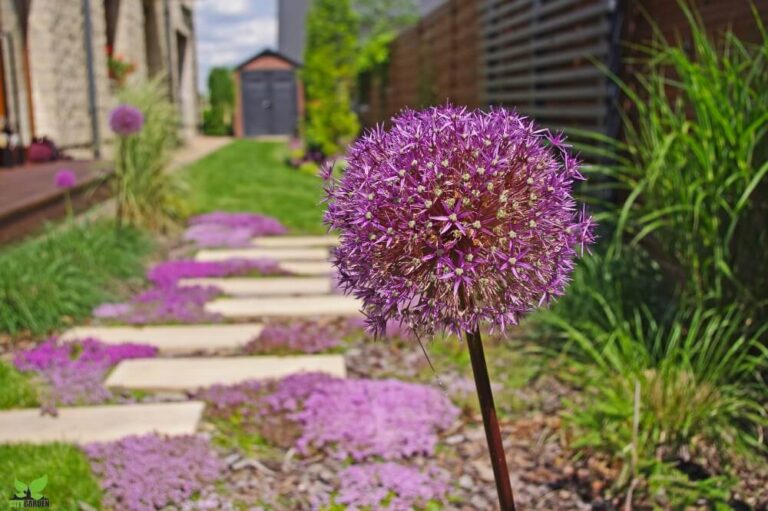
8, 475, 50, 508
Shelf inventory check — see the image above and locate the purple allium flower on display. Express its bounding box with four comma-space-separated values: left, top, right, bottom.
324, 105, 595, 335
53, 169, 77, 189
147, 258, 287, 287
109, 104, 144, 135
316, 462, 451, 511
13, 338, 156, 406
84, 434, 223, 511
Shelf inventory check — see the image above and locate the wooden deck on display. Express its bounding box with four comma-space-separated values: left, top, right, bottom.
0, 160, 112, 244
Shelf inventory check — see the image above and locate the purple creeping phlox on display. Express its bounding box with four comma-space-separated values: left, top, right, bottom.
13, 338, 156, 406
93, 284, 222, 324
53, 169, 77, 189
147, 258, 287, 287
324, 105, 595, 336
315, 462, 451, 511
84, 434, 223, 511
264, 373, 459, 461
108, 104, 144, 135
245, 319, 352, 354
184, 211, 287, 248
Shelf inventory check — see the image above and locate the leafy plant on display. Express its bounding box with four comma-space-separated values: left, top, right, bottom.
303, 0, 360, 156
115, 76, 187, 230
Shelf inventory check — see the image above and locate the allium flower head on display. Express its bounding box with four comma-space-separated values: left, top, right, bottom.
109, 104, 144, 135
325, 105, 595, 335
54, 169, 77, 189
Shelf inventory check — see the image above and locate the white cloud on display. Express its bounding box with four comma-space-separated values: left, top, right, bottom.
195, 1, 278, 92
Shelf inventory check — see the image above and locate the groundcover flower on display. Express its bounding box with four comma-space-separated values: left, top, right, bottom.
325, 104, 594, 335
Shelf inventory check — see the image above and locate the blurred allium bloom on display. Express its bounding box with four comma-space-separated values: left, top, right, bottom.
109, 104, 144, 135
325, 105, 594, 335
53, 169, 77, 189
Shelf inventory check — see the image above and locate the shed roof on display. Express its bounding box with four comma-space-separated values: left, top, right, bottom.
235, 49, 301, 70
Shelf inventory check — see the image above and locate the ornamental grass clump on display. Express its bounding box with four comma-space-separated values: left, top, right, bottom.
324, 105, 594, 509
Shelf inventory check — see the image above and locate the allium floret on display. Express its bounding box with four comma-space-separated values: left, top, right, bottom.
324, 105, 594, 335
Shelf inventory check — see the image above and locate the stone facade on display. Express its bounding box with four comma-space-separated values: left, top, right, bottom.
0, 0, 198, 158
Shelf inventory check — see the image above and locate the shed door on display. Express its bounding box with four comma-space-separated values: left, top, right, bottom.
240, 70, 297, 136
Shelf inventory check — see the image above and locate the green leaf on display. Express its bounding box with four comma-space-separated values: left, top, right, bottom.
29, 474, 47, 494
14, 478, 27, 498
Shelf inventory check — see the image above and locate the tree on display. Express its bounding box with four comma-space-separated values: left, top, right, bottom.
202, 67, 234, 136
303, 0, 360, 156
353, 0, 418, 74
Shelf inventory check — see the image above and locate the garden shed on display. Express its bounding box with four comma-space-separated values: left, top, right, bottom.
233, 49, 302, 138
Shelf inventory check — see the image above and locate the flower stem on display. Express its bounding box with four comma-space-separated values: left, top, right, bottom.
466, 327, 516, 510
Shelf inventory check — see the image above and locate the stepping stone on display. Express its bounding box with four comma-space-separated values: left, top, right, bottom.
60, 324, 264, 354
206, 295, 361, 318
195, 247, 329, 262
178, 277, 333, 297
0, 401, 204, 444
105, 355, 347, 391
252, 235, 338, 248
280, 260, 334, 275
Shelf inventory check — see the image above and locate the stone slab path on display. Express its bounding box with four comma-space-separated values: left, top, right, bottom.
105, 355, 347, 390
0, 401, 204, 444
206, 295, 361, 318
179, 276, 333, 297
195, 247, 329, 262
60, 324, 264, 354
252, 235, 338, 248
280, 261, 334, 275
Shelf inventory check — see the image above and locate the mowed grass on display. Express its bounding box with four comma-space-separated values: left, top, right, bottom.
0, 360, 39, 409
181, 140, 327, 233
0, 443, 102, 510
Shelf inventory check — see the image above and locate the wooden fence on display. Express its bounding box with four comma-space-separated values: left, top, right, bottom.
360, 0, 767, 137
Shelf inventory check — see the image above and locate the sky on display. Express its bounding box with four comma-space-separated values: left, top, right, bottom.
195, 0, 278, 93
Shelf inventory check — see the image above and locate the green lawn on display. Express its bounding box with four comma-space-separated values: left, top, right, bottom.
0, 444, 101, 510
0, 361, 38, 410
181, 140, 327, 233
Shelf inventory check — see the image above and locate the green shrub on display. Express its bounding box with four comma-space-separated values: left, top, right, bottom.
0, 444, 102, 510
0, 360, 39, 409
202, 67, 234, 136
115, 76, 187, 231
0, 222, 151, 336
303, 0, 360, 156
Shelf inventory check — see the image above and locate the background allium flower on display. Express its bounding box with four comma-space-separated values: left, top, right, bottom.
109, 104, 144, 135
325, 105, 595, 335
53, 169, 77, 189
84, 434, 223, 511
